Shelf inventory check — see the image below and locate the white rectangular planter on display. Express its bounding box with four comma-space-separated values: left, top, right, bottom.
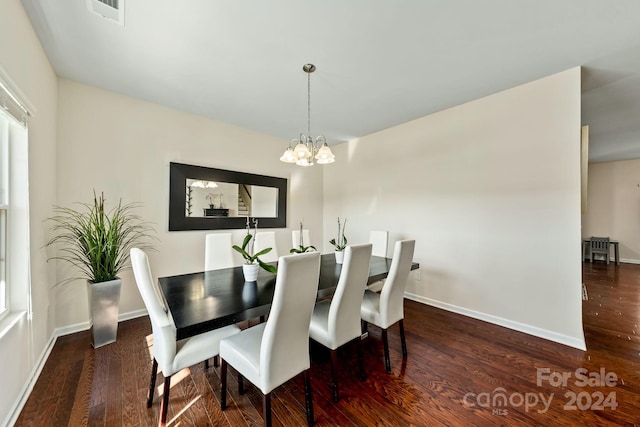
87, 278, 122, 348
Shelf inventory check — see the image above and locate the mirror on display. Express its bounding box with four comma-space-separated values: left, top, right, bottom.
169, 162, 287, 231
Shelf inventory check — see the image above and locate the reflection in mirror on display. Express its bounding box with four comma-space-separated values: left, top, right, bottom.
169, 162, 287, 231
186, 179, 278, 218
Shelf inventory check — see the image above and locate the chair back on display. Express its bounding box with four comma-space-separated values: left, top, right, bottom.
328, 244, 372, 347
369, 230, 389, 258
379, 240, 415, 328
205, 233, 235, 270
254, 231, 279, 263
590, 236, 610, 252
292, 229, 311, 248
260, 252, 321, 390
130, 248, 177, 374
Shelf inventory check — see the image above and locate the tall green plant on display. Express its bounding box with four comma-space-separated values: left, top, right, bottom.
46, 192, 157, 284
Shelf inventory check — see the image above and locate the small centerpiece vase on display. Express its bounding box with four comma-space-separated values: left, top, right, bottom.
242, 263, 260, 281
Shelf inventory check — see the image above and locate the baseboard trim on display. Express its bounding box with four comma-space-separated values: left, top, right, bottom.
2, 308, 149, 427
404, 292, 587, 351
56, 308, 148, 337
120, 308, 148, 322
3, 330, 57, 427
55, 320, 90, 337
620, 257, 640, 265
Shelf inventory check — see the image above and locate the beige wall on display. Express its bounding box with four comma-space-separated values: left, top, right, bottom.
0, 1, 58, 425
582, 158, 640, 262
323, 68, 585, 349
55, 79, 324, 328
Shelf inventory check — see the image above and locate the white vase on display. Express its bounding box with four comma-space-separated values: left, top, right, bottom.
242, 263, 260, 281
335, 250, 344, 264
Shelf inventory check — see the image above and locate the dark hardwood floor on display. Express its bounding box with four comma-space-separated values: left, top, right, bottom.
15, 262, 640, 426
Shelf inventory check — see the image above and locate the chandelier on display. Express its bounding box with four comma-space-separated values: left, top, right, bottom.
280, 64, 335, 166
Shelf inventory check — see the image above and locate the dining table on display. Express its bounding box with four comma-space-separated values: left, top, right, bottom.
159, 253, 420, 340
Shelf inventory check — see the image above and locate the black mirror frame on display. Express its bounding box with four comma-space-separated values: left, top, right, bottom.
169, 162, 287, 231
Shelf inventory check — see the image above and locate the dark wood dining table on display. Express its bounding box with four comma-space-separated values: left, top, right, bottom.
159, 253, 419, 340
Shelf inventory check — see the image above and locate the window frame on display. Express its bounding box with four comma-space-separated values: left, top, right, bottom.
0, 114, 8, 319
0, 71, 32, 326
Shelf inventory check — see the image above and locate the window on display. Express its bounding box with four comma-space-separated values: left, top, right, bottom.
0, 114, 8, 317
0, 76, 30, 321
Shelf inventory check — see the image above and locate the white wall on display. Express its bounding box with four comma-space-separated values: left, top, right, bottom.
582, 158, 640, 262
0, 1, 58, 425
323, 68, 585, 349
55, 79, 324, 328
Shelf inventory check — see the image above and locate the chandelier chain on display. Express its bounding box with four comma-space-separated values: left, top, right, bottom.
307, 71, 311, 136
279, 63, 335, 165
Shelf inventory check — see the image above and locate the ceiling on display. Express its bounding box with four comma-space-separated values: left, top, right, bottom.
20, 0, 640, 163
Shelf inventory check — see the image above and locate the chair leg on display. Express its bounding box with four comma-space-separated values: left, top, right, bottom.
160, 375, 171, 426
263, 393, 272, 427
147, 358, 158, 408
362, 320, 368, 334
590, 248, 593, 263
330, 349, 339, 402
399, 319, 408, 358
382, 328, 391, 373
238, 373, 245, 395
214, 355, 219, 367
356, 337, 366, 381
221, 359, 228, 410
204, 359, 209, 369
303, 369, 315, 426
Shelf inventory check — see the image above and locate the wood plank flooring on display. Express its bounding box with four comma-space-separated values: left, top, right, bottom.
14, 262, 640, 426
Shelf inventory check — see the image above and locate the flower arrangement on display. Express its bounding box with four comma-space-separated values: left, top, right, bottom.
206, 193, 221, 208
232, 217, 277, 273
290, 221, 316, 253
329, 217, 347, 251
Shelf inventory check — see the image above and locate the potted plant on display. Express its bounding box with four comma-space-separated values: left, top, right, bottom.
290, 221, 317, 254
329, 217, 348, 264
45, 191, 156, 348
233, 217, 277, 281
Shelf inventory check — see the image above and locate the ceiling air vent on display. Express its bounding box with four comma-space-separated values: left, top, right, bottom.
86, 0, 125, 26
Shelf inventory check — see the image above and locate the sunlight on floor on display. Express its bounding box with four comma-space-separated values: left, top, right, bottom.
168, 395, 202, 426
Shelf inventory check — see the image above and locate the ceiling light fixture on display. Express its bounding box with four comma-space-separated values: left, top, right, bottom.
280, 64, 335, 166
189, 180, 218, 188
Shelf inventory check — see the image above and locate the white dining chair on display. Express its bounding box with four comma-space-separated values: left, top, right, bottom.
369, 230, 388, 258
309, 243, 372, 402
292, 229, 311, 249
254, 231, 279, 263
367, 230, 389, 292
131, 248, 240, 427
361, 239, 415, 373
219, 251, 321, 427
205, 233, 235, 270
